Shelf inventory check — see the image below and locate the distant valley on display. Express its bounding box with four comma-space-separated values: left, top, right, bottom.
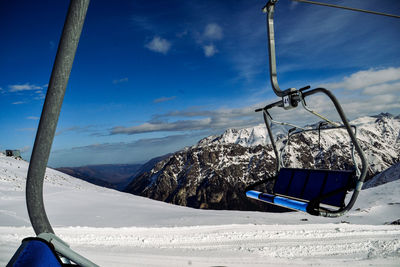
57, 164, 142, 190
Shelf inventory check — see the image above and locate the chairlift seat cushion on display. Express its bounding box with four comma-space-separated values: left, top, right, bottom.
273, 168, 354, 207
7, 238, 63, 267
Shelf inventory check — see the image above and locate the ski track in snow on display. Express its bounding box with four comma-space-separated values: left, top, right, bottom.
1, 224, 399, 266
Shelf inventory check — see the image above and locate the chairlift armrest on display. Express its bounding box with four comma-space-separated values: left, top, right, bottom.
255, 99, 283, 113
298, 85, 311, 92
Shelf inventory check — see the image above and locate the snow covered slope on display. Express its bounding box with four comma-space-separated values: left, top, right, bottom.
363, 162, 400, 189
1, 153, 400, 266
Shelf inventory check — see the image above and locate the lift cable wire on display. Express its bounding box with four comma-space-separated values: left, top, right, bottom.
293, 0, 400, 19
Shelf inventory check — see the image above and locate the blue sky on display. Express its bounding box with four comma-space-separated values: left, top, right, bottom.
1, 0, 399, 167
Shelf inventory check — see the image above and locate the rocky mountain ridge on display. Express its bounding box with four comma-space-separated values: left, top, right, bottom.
125, 113, 400, 211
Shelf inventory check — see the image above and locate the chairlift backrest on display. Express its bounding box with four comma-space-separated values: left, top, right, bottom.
274, 168, 355, 207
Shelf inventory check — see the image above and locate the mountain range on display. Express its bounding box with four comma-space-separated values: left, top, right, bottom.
124, 113, 400, 211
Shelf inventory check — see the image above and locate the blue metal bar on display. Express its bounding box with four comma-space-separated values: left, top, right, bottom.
274, 196, 308, 212
246, 190, 309, 212
246, 190, 262, 200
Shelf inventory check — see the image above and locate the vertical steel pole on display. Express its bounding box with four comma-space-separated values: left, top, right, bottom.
26, 0, 90, 235
264, 0, 284, 97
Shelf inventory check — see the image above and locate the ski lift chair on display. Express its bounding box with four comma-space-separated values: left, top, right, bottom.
245, 0, 368, 217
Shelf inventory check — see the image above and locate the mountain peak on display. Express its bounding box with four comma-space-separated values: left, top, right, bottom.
371, 112, 394, 119
197, 124, 268, 147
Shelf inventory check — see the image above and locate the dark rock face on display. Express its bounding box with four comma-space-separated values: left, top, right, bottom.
124, 139, 355, 212
125, 144, 285, 211
125, 114, 400, 211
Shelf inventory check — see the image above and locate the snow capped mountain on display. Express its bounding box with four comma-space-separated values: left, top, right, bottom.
198, 124, 269, 147
125, 113, 400, 211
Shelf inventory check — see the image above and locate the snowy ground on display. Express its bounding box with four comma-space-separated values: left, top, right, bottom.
1, 153, 399, 266
2, 224, 399, 266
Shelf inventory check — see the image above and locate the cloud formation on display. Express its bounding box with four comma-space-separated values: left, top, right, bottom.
111, 118, 212, 135
9, 83, 43, 92
113, 77, 129, 84
110, 105, 260, 136
26, 116, 39, 120
7, 83, 47, 101
203, 44, 218, 57
196, 23, 223, 58
153, 96, 176, 103
109, 67, 400, 137
363, 82, 400, 95
203, 23, 223, 40
145, 36, 171, 54
321, 67, 400, 91
55, 125, 99, 136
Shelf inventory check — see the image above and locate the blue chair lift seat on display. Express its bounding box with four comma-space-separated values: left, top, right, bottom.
246, 168, 356, 214
7, 238, 63, 267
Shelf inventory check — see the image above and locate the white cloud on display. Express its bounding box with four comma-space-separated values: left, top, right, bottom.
110, 105, 261, 136
12, 101, 25, 105
131, 15, 156, 32
19, 146, 31, 153
363, 81, 400, 95
339, 94, 400, 119
153, 96, 176, 103
194, 23, 223, 58
27, 116, 39, 120
9, 83, 43, 92
203, 44, 218, 57
108, 66, 400, 137
321, 67, 400, 91
203, 23, 223, 40
111, 118, 212, 135
113, 77, 129, 84
145, 36, 171, 54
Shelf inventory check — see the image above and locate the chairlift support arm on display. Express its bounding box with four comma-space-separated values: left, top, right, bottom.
24, 0, 98, 266
27, 0, 89, 237
263, 0, 294, 98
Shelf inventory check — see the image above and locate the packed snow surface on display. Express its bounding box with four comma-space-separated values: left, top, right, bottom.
1, 153, 399, 266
